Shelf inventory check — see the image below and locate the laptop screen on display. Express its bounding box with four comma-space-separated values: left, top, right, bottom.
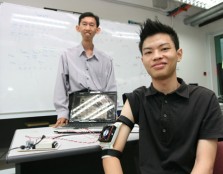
68, 91, 117, 123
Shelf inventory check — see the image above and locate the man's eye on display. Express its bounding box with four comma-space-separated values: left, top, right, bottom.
162, 47, 169, 51
144, 51, 152, 55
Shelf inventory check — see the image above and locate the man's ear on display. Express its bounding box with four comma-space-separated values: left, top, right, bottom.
76, 25, 80, 32
96, 27, 101, 34
177, 48, 183, 62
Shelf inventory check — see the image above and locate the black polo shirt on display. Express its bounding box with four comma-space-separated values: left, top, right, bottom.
123, 78, 223, 174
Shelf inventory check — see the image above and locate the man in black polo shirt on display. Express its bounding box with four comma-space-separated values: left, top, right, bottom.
102, 19, 223, 174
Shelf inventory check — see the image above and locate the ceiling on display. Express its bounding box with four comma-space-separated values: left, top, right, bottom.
102, 0, 223, 27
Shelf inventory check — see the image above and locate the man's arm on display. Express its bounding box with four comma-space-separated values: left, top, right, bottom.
191, 139, 218, 174
105, 59, 117, 91
53, 53, 70, 126
102, 99, 134, 174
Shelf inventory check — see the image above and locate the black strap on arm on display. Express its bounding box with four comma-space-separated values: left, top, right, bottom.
117, 115, 134, 130
101, 149, 122, 159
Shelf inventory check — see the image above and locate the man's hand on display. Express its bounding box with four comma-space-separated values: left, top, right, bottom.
53, 117, 68, 128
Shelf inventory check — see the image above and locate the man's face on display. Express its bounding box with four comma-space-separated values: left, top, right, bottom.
141, 33, 182, 80
76, 17, 100, 41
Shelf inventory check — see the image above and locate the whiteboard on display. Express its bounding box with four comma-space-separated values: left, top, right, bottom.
0, 3, 151, 119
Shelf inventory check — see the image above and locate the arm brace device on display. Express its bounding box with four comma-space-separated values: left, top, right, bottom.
98, 115, 134, 159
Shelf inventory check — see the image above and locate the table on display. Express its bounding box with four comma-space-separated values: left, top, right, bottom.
6, 127, 140, 174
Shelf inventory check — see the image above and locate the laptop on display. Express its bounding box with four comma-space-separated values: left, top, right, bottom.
54, 91, 117, 133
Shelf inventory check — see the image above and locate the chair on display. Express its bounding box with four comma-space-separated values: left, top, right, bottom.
213, 141, 223, 174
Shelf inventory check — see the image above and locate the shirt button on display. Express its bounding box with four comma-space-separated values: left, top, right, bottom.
86, 68, 88, 70
164, 100, 168, 104
163, 114, 167, 118
162, 129, 166, 133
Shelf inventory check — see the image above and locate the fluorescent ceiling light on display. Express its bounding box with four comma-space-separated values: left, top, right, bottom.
175, 0, 223, 9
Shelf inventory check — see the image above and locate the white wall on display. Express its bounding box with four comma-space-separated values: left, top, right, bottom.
2, 0, 223, 91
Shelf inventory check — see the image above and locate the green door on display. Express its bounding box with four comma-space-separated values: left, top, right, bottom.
214, 35, 223, 97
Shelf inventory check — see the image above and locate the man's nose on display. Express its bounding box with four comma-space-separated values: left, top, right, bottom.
85, 24, 91, 30
152, 50, 162, 60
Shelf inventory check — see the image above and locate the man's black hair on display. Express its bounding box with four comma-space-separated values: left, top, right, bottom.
78, 12, 100, 27
139, 19, 179, 54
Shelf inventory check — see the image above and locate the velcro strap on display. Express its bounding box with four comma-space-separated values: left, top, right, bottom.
117, 115, 134, 130
101, 149, 122, 159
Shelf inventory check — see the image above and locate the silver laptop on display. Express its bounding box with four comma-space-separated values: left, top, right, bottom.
54, 91, 117, 133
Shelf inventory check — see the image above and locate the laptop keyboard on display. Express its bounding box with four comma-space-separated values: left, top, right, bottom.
62, 122, 112, 129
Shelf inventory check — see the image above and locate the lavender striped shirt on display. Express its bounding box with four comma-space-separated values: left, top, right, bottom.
54, 44, 117, 119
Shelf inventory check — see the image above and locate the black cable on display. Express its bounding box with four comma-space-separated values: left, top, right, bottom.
0, 146, 22, 159
31, 135, 46, 148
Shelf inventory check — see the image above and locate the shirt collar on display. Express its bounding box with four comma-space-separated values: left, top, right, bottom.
145, 78, 189, 99
77, 44, 99, 61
